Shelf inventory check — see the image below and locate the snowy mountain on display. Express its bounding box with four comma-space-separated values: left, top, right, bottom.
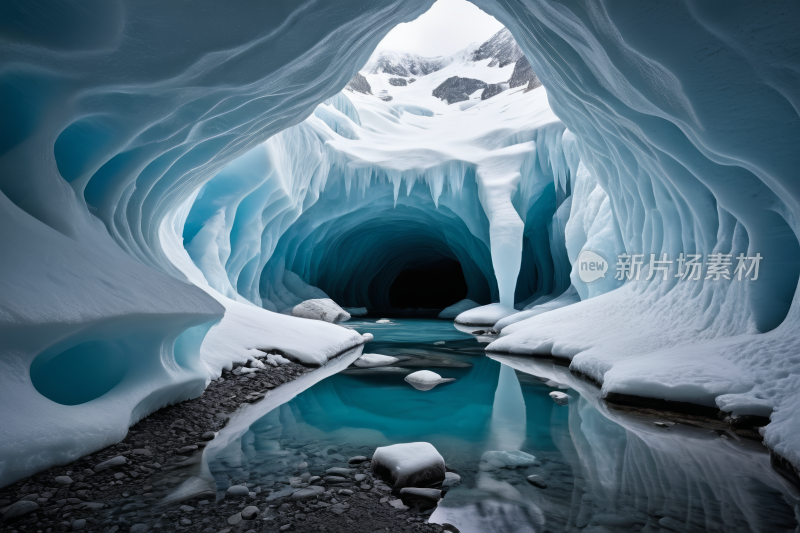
432, 76, 488, 104
365, 50, 452, 77
471, 28, 524, 68
509, 56, 541, 89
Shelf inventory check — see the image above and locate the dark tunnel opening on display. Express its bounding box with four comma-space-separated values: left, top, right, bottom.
388, 258, 467, 310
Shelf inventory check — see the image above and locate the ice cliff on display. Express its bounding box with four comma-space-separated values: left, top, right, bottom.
2, 0, 800, 487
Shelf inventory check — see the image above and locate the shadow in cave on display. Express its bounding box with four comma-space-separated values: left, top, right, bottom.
386, 258, 467, 314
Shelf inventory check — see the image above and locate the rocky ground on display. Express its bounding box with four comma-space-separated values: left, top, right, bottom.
0, 357, 456, 533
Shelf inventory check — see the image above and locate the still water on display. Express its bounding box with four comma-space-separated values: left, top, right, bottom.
207, 319, 799, 533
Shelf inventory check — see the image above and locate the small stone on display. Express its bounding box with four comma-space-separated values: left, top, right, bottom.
354, 474, 366, 482
180, 505, 195, 512
201, 431, 216, 441
132, 449, 153, 456
348, 456, 368, 465
308, 476, 322, 485
443, 472, 461, 488
177, 445, 198, 454
325, 467, 352, 477
114, 472, 125, 480
94, 456, 127, 472
2, 500, 39, 520
330, 503, 349, 515
280, 525, 292, 531
338, 489, 354, 496
228, 512, 243, 525
54, 475, 74, 485
290, 489, 319, 502
129, 525, 149, 533
180, 518, 192, 526
226, 485, 250, 498
526, 475, 547, 488
241, 506, 260, 520
21, 493, 39, 501
389, 499, 409, 511
324, 476, 347, 484
296, 462, 308, 470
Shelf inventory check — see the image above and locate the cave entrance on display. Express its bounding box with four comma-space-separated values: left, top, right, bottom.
388, 258, 467, 309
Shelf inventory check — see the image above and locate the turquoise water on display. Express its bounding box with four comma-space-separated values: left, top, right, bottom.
208, 319, 799, 533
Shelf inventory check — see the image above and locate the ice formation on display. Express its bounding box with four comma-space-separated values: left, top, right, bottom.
404, 370, 456, 391
2, 0, 800, 487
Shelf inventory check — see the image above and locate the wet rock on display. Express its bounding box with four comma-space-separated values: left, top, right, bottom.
132, 449, 153, 456
354, 474, 366, 482
179, 518, 192, 526
324, 476, 347, 484
226, 485, 250, 498
443, 472, 461, 489
399, 487, 441, 511
526, 475, 547, 488
325, 467, 352, 477
2, 500, 39, 520
290, 489, 319, 502
129, 525, 149, 533
228, 512, 243, 525
201, 431, 216, 441
388, 499, 410, 511
337, 489, 354, 496
54, 475, 74, 485
348, 456, 368, 465
241, 506, 260, 520
94, 456, 127, 472
308, 476, 322, 485
179, 505, 195, 512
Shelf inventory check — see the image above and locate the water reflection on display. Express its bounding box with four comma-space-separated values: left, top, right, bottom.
204, 320, 799, 533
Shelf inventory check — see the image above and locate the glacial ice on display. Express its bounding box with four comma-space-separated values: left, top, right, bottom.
405, 370, 456, 391
3, 0, 800, 488
438, 299, 480, 319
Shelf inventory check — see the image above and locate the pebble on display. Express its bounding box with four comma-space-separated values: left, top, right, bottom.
180, 518, 192, 526
348, 455, 368, 465
324, 475, 347, 484
1, 500, 39, 520
308, 475, 322, 485
297, 461, 308, 470
443, 472, 461, 488
93, 456, 127, 472
526, 475, 547, 488
338, 489, 354, 496
280, 525, 292, 531
201, 431, 216, 440
178, 445, 198, 453
226, 485, 250, 498
290, 488, 319, 502
325, 467, 352, 476
241, 505, 260, 520
354, 474, 366, 482
54, 475, 73, 485
129, 525, 149, 533
228, 512, 243, 525
180, 505, 195, 512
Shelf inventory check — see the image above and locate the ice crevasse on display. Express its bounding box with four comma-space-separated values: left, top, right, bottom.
2, 0, 800, 486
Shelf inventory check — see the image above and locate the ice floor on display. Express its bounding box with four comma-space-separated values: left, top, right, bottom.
205, 320, 799, 533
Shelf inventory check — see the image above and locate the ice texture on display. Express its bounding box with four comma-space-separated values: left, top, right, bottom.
372, 442, 446, 489
438, 299, 480, 319
3, 0, 800, 485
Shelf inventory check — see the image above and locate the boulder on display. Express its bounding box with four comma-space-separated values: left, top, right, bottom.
291, 298, 350, 323
226, 485, 250, 498
398, 487, 441, 511
371, 442, 445, 490
2, 500, 39, 521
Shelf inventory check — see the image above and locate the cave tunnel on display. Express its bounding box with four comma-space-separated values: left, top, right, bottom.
388, 258, 468, 310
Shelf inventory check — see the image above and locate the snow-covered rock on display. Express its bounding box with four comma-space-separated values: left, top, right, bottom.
471, 28, 524, 67
455, 303, 518, 327
404, 370, 456, 391
371, 442, 446, 489
353, 353, 399, 368
291, 299, 351, 323
438, 299, 479, 319
549, 392, 569, 406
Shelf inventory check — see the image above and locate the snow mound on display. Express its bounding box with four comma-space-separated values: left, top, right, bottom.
291, 299, 351, 323
455, 304, 517, 327
439, 299, 480, 319
372, 442, 446, 489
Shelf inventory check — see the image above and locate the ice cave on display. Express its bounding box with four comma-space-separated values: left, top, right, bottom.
2, 0, 800, 531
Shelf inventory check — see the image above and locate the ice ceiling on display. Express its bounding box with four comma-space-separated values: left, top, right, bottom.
1, 0, 800, 487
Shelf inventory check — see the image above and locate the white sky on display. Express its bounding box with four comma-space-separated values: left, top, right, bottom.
375, 0, 504, 57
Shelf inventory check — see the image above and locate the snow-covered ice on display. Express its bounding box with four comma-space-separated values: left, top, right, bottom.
404, 370, 456, 391
371, 442, 446, 489
438, 299, 480, 319
291, 299, 351, 323
353, 353, 400, 368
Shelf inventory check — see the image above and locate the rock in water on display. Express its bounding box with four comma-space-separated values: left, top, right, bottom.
480, 450, 537, 470
371, 442, 446, 490
526, 475, 547, 488
354, 353, 399, 368
443, 472, 461, 489
226, 485, 250, 498
549, 391, 569, 406
291, 298, 350, 323
404, 370, 455, 391
398, 487, 442, 511
376, 318, 392, 324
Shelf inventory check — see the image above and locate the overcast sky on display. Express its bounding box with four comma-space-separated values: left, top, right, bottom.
375, 0, 504, 57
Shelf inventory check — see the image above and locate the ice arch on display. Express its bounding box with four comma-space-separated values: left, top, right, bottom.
1, 0, 800, 486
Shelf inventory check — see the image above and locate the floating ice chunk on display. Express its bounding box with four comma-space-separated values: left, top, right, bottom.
354, 353, 399, 368
343, 307, 368, 316
455, 303, 517, 326
438, 299, 479, 319
376, 319, 393, 324
433, 341, 445, 345
291, 299, 351, 323
479, 450, 537, 471
549, 392, 569, 406
372, 442, 446, 490
404, 370, 456, 391
362, 333, 374, 342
